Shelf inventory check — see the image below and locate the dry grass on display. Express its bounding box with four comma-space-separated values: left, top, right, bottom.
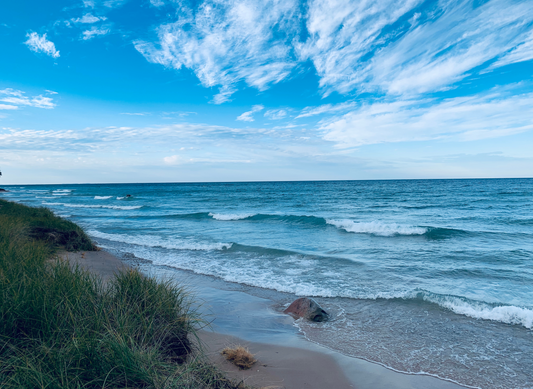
221, 346, 257, 369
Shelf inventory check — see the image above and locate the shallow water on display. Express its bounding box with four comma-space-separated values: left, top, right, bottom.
3, 179, 533, 388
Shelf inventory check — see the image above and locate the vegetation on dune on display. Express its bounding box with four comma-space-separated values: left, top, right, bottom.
0, 199, 249, 389
0, 199, 95, 251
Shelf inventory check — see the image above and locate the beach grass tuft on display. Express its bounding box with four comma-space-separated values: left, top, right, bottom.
221, 346, 257, 370
0, 199, 250, 388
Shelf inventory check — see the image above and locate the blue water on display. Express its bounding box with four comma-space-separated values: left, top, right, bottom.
3, 179, 533, 388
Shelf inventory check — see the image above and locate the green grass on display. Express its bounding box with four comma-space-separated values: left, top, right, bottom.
0, 200, 94, 251
0, 199, 247, 389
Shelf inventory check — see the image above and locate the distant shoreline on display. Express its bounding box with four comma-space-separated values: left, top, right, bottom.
1, 176, 532, 186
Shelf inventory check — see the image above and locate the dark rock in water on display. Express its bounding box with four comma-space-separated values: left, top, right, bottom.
284, 297, 329, 322
0, 188, 7, 192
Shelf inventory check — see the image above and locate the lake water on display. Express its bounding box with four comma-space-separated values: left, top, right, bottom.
3, 179, 533, 388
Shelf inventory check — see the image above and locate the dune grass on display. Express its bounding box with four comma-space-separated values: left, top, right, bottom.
0, 199, 248, 389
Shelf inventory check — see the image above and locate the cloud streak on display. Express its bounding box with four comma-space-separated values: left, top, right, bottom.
82, 27, 110, 40
71, 13, 107, 23
0, 89, 56, 109
321, 90, 533, 148
236, 105, 264, 122
134, 0, 533, 101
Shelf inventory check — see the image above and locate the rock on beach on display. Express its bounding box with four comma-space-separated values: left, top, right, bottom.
284, 297, 329, 322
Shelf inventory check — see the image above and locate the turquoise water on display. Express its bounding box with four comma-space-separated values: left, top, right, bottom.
3, 179, 533, 388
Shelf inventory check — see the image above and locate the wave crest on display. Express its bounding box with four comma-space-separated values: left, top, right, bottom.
326, 219, 427, 236
414, 291, 533, 329
43, 202, 142, 210
209, 212, 256, 221
88, 230, 232, 251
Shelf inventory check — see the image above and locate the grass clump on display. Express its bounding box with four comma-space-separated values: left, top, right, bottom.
221, 346, 257, 370
0, 199, 94, 251
0, 199, 248, 389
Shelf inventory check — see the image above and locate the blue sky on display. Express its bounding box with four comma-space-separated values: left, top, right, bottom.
1, 0, 532, 184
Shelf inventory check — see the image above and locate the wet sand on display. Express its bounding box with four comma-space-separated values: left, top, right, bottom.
58, 250, 466, 389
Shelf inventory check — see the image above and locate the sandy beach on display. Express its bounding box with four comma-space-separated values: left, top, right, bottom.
59, 249, 466, 389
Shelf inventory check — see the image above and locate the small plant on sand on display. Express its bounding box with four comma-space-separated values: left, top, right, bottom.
221, 346, 257, 369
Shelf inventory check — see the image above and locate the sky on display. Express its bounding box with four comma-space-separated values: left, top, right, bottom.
1, 0, 532, 184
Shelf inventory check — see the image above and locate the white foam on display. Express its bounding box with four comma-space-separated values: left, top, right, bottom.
116, 196, 125, 200
88, 230, 232, 251
94, 196, 112, 200
421, 294, 533, 329
53, 193, 71, 196
52, 189, 72, 193
42, 202, 142, 210
209, 212, 256, 221
326, 219, 427, 236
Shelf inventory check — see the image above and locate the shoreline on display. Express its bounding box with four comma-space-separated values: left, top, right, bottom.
61, 249, 466, 389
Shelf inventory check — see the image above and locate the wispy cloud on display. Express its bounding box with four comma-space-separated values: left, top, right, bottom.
82, 26, 110, 40
120, 112, 150, 116
0, 89, 56, 109
237, 105, 264, 122
135, 0, 533, 101
321, 89, 533, 148
0, 104, 18, 110
163, 154, 251, 165
296, 101, 356, 118
264, 109, 287, 120
301, 0, 533, 96
24, 32, 60, 58
134, 0, 299, 103
71, 13, 107, 23
82, 0, 129, 9
490, 29, 533, 70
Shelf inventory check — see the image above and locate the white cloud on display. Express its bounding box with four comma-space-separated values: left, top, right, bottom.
321, 90, 533, 148
236, 105, 264, 122
134, 0, 533, 100
150, 0, 165, 6
299, 0, 533, 96
82, 27, 110, 40
71, 13, 107, 23
164, 155, 182, 164
0, 104, 18, 110
296, 101, 356, 118
490, 30, 533, 70
264, 109, 287, 120
0, 89, 56, 109
24, 32, 60, 58
134, 0, 299, 103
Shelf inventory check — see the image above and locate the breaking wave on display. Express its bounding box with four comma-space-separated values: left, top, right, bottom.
43, 202, 142, 210
94, 196, 113, 200
209, 212, 256, 221
326, 219, 427, 236
88, 230, 232, 251
404, 291, 533, 329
